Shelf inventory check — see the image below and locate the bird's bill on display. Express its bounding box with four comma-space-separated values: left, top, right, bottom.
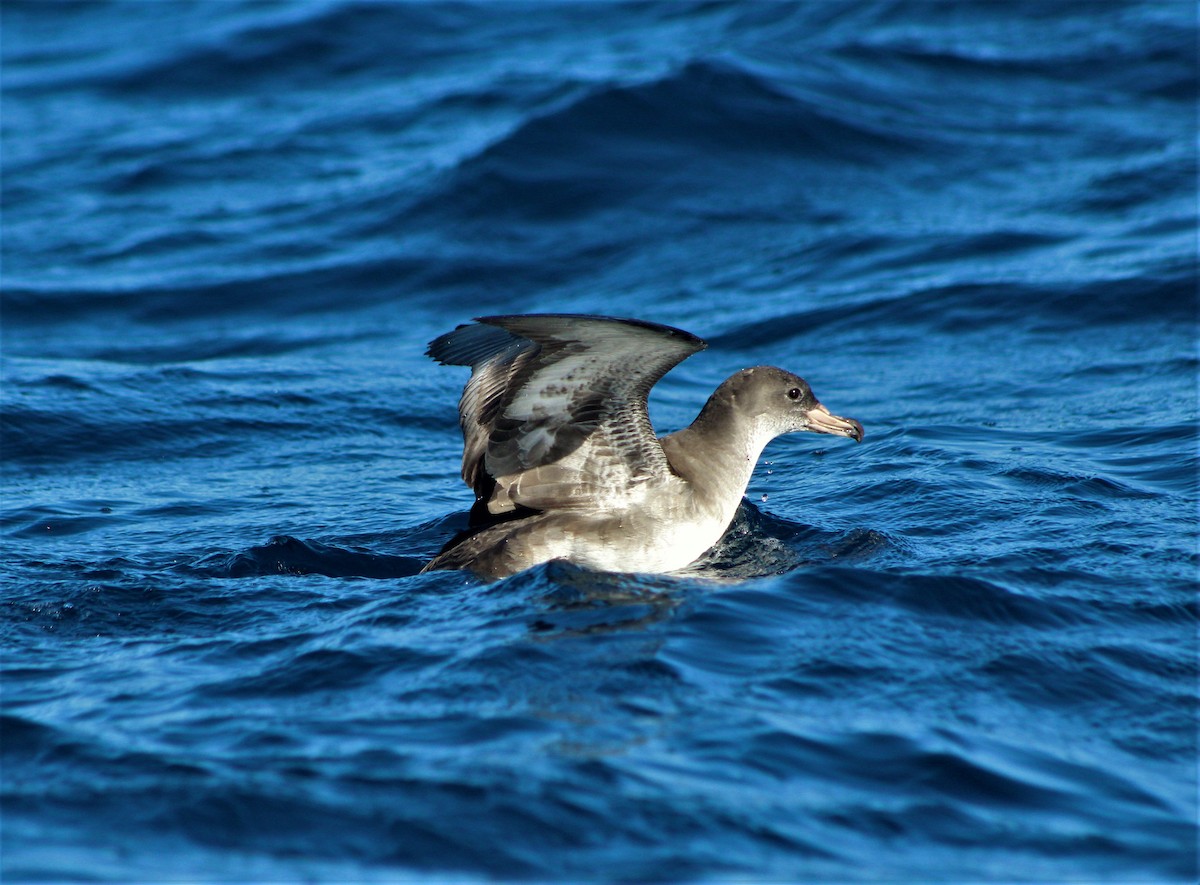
805, 403, 864, 442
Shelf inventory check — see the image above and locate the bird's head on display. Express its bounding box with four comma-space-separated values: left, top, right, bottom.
723, 366, 864, 443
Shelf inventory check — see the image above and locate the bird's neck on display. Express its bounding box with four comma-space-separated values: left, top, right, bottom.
660, 395, 772, 522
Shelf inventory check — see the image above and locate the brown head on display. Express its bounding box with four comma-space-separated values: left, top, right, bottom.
702, 366, 864, 443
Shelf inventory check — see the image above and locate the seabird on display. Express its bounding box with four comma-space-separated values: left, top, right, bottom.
422, 314, 863, 580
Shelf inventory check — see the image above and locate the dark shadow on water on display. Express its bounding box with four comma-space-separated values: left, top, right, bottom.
194, 535, 427, 579
682, 499, 893, 578
513, 560, 691, 637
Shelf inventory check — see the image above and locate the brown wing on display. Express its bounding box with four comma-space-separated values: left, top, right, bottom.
427, 314, 706, 515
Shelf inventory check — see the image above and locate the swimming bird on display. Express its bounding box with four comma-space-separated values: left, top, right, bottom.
422, 314, 863, 580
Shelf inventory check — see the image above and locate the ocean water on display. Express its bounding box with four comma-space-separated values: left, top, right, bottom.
2, 1, 1197, 881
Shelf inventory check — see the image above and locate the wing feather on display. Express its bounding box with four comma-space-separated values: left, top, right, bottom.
427, 314, 706, 517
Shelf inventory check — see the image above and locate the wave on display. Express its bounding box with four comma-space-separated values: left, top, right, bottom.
0, 254, 431, 325
713, 264, 1198, 348
836, 2, 1197, 101
399, 58, 921, 228
1, 401, 306, 466
9, 3, 467, 97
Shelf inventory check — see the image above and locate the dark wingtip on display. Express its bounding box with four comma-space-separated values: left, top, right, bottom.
426, 322, 526, 367
425, 323, 467, 363
476, 313, 707, 351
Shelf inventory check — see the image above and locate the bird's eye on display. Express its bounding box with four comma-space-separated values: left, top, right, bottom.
787, 387, 802, 401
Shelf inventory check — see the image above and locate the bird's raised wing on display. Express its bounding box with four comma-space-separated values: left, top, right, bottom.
427, 314, 706, 516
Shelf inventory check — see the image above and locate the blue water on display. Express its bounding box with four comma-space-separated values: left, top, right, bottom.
3, 1, 1197, 880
